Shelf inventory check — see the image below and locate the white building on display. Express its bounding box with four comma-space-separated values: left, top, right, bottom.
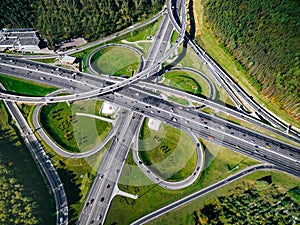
61, 55, 76, 64
101, 101, 118, 115
0, 28, 40, 52
148, 118, 161, 131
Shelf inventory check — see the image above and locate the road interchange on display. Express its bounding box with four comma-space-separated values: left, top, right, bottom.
0, 0, 299, 224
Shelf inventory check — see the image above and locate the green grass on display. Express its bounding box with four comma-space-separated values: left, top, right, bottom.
70, 18, 162, 72
0, 74, 58, 96
90, 46, 141, 77
139, 118, 197, 181
71, 47, 99, 73
170, 31, 179, 44
167, 95, 190, 106
126, 18, 162, 43
105, 139, 259, 225
148, 170, 300, 225
26, 104, 110, 223
164, 70, 208, 96
193, 0, 300, 129
167, 44, 235, 105
31, 58, 57, 63
0, 101, 56, 224
40, 101, 112, 153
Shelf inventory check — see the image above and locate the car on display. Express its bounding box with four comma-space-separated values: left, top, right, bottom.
199, 118, 204, 122
171, 117, 177, 122
235, 145, 240, 148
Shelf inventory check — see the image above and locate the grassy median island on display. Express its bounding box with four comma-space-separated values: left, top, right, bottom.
105, 138, 259, 225
163, 70, 212, 97
0, 101, 56, 224
40, 101, 112, 153
27, 102, 111, 223
139, 118, 197, 181
90, 46, 141, 77
0, 74, 58, 96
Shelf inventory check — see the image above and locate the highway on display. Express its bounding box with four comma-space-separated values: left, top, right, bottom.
0, 0, 299, 224
167, 0, 300, 137
78, 7, 188, 223
0, 53, 300, 174
77, 111, 143, 225
0, 84, 68, 225
96, 92, 300, 177
0, 3, 186, 104
1, 55, 298, 146
130, 164, 277, 225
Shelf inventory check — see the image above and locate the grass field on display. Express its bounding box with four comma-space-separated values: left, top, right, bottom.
0, 101, 56, 224
91, 46, 141, 77
71, 18, 162, 72
193, 0, 299, 129
148, 170, 300, 225
105, 139, 258, 225
40, 101, 112, 153
0, 74, 58, 96
168, 44, 237, 106
139, 118, 197, 181
163, 70, 208, 96
27, 103, 111, 223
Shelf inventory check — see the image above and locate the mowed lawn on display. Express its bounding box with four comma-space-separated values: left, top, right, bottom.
106, 138, 259, 225
139, 118, 197, 181
163, 70, 212, 97
40, 102, 112, 153
0, 74, 57, 96
92, 46, 141, 77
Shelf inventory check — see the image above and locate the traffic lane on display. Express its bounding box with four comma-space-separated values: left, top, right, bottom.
98, 94, 300, 170
79, 112, 135, 224
1, 55, 298, 163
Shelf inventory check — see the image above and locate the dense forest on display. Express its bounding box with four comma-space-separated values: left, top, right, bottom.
193, 177, 300, 224
0, 0, 164, 47
201, 0, 300, 120
0, 127, 38, 224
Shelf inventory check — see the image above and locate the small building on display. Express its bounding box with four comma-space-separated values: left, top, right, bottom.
61, 55, 76, 65
101, 101, 118, 115
148, 118, 161, 131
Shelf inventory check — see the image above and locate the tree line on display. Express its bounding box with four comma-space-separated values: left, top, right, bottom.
193, 178, 300, 224
201, 0, 300, 121
0, 0, 164, 48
